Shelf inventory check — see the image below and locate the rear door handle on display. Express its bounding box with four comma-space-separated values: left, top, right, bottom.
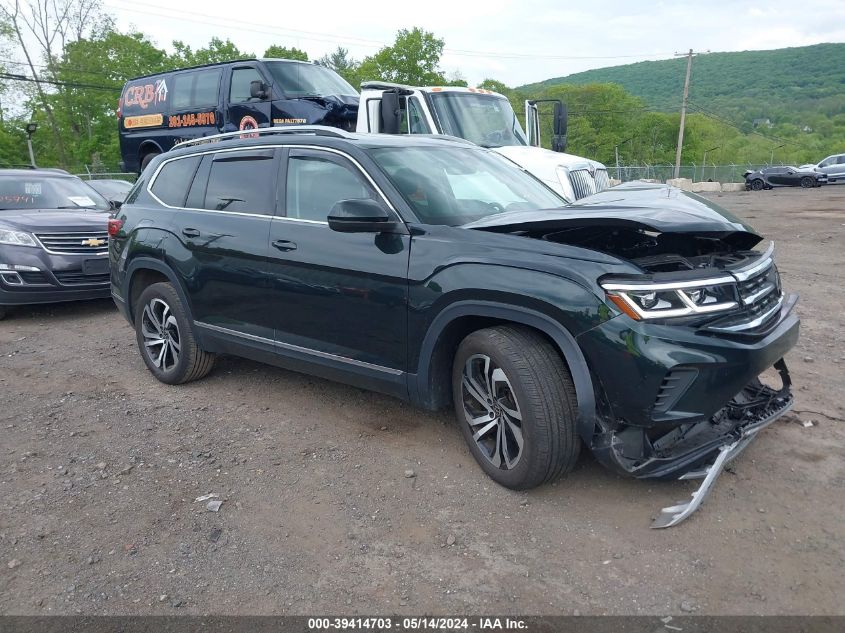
272, 239, 297, 252
182, 228, 200, 238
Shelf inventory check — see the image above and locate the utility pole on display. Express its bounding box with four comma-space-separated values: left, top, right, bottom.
673, 49, 694, 179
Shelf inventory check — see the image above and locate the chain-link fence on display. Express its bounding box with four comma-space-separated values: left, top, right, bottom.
75, 167, 138, 183
611, 163, 785, 184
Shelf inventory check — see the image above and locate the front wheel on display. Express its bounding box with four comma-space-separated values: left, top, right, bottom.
751, 179, 764, 191
452, 326, 580, 490
134, 282, 214, 384
800, 176, 815, 188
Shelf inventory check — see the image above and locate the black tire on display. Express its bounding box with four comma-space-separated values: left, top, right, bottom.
0, 306, 6, 320
751, 179, 764, 191
134, 282, 214, 385
451, 326, 580, 490
800, 176, 815, 188
140, 151, 160, 172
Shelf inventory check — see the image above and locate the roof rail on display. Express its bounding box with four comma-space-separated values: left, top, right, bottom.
171, 125, 355, 151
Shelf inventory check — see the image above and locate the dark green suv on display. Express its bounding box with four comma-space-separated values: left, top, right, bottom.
109, 128, 798, 527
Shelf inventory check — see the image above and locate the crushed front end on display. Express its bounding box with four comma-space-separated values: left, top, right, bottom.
576, 241, 799, 526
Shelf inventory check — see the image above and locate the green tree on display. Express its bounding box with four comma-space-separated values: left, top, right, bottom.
477, 79, 510, 94
263, 45, 308, 61
171, 37, 252, 67
35, 28, 169, 169
357, 28, 446, 85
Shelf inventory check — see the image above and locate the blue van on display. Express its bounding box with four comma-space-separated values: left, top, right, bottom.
118, 58, 359, 173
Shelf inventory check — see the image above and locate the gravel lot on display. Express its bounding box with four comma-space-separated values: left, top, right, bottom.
1, 187, 843, 615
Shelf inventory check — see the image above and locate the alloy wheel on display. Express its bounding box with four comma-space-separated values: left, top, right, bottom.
140, 297, 181, 371
461, 354, 524, 469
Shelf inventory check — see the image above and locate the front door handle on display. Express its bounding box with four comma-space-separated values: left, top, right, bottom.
272, 239, 297, 252
182, 228, 200, 238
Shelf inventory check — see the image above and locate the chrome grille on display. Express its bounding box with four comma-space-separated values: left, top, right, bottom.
709, 255, 784, 332
35, 231, 109, 254
568, 169, 598, 200
594, 168, 611, 192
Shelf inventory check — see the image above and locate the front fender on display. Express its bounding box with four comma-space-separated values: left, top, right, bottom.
412, 300, 599, 441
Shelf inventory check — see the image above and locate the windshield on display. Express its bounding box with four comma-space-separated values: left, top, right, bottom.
264, 61, 357, 97
0, 175, 110, 211
428, 92, 528, 148
369, 146, 564, 226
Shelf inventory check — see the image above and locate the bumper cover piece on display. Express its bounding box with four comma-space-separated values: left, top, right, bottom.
651, 361, 793, 528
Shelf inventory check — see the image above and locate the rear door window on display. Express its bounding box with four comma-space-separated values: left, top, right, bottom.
150, 156, 202, 207
203, 150, 277, 214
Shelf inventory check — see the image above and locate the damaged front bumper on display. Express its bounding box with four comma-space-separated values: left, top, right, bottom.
651, 361, 792, 527
577, 289, 799, 527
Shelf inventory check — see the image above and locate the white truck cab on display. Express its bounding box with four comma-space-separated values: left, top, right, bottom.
356, 82, 610, 202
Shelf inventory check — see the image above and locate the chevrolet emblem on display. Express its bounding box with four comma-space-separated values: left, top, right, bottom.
81, 238, 106, 247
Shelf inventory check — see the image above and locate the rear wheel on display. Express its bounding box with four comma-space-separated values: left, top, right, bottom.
140, 150, 160, 172
134, 282, 214, 384
451, 326, 580, 490
751, 178, 764, 191
800, 176, 815, 188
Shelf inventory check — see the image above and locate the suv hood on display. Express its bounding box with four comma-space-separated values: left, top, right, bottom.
0, 209, 110, 233
464, 181, 761, 245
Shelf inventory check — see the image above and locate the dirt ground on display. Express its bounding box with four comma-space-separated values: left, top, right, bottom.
1, 187, 843, 616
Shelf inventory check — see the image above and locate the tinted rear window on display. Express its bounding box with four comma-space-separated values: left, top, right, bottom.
203, 151, 276, 214
150, 156, 202, 206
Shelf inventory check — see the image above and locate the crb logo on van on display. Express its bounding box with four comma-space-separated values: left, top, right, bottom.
122, 78, 168, 112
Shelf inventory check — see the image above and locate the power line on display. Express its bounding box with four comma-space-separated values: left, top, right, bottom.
0, 72, 120, 92
104, 0, 676, 62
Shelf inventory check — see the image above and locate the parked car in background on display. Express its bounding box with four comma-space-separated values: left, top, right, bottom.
799, 153, 845, 183
84, 178, 134, 207
0, 169, 113, 320
744, 166, 826, 190
110, 127, 798, 527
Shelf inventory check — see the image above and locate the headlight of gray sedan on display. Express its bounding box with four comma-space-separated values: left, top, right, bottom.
0, 229, 38, 247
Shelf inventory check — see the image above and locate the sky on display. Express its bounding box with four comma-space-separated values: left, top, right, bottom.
97, 0, 845, 86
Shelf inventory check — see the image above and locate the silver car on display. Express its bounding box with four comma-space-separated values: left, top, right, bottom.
802, 154, 845, 183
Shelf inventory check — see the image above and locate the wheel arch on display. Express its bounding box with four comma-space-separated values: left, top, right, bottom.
124, 257, 195, 329
139, 141, 163, 165
412, 301, 597, 439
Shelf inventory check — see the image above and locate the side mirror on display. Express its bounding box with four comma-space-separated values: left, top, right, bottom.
328, 199, 404, 234
552, 101, 568, 153
380, 91, 401, 134
109, 199, 123, 210
250, 80, 269, 100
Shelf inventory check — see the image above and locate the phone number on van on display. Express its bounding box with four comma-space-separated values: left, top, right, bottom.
168, 112, 216, 128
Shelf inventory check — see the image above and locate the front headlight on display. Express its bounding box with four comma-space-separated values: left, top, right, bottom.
0, 229, 38, 247
601, 277, 738, 320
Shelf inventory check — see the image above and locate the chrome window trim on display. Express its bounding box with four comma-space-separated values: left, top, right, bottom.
146, 144, 399, 220
194, 321, 403, 375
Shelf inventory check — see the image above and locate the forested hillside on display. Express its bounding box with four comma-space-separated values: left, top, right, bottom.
524, 43, 845, 131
